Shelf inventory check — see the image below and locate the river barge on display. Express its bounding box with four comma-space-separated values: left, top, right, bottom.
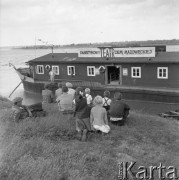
10, 46, 179, 103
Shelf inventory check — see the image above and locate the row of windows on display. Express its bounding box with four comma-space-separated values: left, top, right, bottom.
132, 67, 168, 79
36, 65, 168, 79
36, 65, 95, 76
36, 65, 59, 75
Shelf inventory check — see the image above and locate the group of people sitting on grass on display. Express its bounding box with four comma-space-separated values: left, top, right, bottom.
11, 82, 130, 142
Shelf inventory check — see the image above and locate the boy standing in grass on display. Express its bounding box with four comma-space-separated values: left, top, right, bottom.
102, 90, 111, 121
109, 92, 130, 126
73, 87, 91, 141
90, 95, 110, 134
102, 90, 112, 112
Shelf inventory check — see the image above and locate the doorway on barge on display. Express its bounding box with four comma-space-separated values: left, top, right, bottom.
105, 65, 122, 85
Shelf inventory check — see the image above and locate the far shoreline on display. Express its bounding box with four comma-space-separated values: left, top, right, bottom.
1, 39, 179, 50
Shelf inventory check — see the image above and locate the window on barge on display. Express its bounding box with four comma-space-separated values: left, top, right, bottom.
157, 67, 168, 79
67, 66, 75, 76
87, 66, 95, 76
36, 65, 44, 74
131, 67, 141, 78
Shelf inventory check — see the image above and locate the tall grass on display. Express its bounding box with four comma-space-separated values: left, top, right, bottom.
0, 95, 12, 110
0, 101, 178, 180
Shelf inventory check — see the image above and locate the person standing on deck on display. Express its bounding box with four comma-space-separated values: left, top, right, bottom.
49, 68, 56, 82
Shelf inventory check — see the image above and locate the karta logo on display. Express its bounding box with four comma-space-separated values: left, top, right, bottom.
118, 162, 178, 180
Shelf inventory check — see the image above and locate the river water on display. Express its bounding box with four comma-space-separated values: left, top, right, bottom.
0, 47, 77, 105
0, 47, 178, 114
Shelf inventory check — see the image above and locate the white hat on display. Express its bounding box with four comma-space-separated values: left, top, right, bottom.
66, 82, 73, 88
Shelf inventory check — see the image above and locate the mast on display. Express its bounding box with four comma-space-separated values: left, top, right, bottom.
37, 39, 54, 57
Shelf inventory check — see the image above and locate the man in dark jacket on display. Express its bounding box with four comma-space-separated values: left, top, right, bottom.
109, 92, 130, 126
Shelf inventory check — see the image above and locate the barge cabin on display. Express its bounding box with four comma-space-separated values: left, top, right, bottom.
19, 45, 179, 103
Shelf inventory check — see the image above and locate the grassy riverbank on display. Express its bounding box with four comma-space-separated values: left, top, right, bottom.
0, 96, 178, 180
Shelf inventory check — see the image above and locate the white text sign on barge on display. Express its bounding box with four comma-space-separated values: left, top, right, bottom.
78, 47, 155, 58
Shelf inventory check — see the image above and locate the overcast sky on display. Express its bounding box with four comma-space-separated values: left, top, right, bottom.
0, 0, 179, 47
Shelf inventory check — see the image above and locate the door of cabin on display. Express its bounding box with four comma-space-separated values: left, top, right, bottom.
106, 65, 122, 85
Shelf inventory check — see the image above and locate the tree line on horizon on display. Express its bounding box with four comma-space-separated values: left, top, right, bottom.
18, 39, 179, 49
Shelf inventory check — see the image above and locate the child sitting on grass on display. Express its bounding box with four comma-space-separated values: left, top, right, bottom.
12, 97, 45, 122
90, 95, 110, 134
56, 86, 74, 114
66, 82, 76, 99
55, 83, 63, 99
109, 92, 130, 126
73, 87, 91, 141
85, 88, 93, 107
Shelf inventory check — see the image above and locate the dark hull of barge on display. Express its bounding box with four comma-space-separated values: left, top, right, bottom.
22, 79, 179, 103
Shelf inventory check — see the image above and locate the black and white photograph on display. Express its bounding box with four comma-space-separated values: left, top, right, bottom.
0, 0, 179, 179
